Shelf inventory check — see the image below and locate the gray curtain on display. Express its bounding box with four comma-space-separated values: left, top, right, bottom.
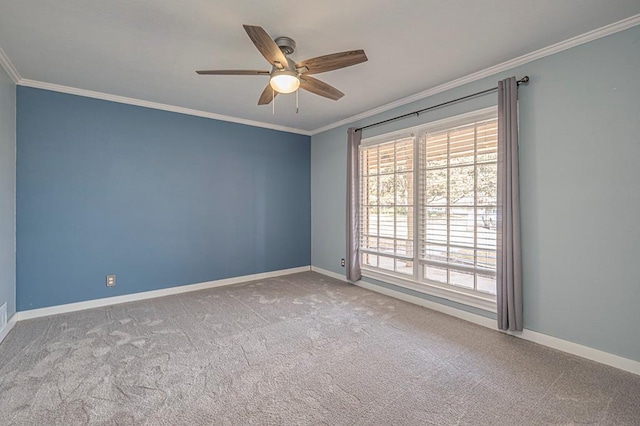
346, 127, 362, 282
497, 77, 523, 331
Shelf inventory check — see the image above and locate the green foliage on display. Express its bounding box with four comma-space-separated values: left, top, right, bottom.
425, 163, 496, 206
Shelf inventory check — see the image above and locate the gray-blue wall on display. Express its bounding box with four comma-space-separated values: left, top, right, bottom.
17, 87, 311, 310
312, 26, 640, 361
0, 66, 16, 320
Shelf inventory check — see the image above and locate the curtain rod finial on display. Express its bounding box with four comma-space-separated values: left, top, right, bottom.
518, 76, 530, 85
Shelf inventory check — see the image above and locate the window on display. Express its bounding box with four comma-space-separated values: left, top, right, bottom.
360, 136, 414, 275
359, 108, 498, 309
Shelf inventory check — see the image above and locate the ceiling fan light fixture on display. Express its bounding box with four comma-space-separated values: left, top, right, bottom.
270, 70, 300, 94
196, 25, 368, 105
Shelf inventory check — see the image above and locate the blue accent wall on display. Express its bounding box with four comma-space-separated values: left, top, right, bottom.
0, 66, 16, 319
312, 25, 640, 361
17, 87, 310, 310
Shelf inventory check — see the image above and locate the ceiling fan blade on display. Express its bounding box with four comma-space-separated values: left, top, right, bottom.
300, 75, 344, 101
243, 25, 288, 69
196, 70, 270, 75
296, 50, 367, 75
258, 84, 278, 105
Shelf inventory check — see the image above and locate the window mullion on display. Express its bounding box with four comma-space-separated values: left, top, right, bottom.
473, 123, 478, 291
376, 146, 380, 267
413, 132, 419, 280
360, 110, 498, 300
393, 141, 397, 272
446, 130, 451, 285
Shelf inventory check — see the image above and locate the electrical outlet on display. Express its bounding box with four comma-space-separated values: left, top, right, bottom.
106, 275, 116, 287
341, 258, 345, 267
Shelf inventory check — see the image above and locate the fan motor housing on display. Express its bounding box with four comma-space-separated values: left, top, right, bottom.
275, 37, 296, 55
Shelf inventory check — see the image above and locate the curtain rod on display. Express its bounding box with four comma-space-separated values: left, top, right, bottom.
355, 76, 530, 133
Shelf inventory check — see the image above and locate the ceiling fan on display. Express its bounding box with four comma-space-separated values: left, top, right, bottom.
196, 25, 368, 105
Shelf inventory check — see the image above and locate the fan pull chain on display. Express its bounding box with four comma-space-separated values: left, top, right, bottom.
296, 89, 299, 114
272, 88, 275, 115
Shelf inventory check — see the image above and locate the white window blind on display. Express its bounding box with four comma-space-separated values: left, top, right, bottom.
358, 108, 498, 308
359, 137, 414, 276
419, 117, 498, 295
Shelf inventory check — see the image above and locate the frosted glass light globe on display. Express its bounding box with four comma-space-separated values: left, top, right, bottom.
270, 72, 300, 94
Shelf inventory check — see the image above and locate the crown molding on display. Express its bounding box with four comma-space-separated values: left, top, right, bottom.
309, 13, 640, 135
0, 45, 21, 84
3, 14, 639, 136
2, 41, 310, 135
1, 47, 311, 135
18, 79, 311, 135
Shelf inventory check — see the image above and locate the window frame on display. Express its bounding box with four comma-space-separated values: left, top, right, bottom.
359, 107, 498, 313
359, 130, 416, 277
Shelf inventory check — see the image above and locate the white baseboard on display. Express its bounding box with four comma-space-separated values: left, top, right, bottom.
16, 266, 311, 321
509, 328, 640, 377
0, 314, 17, 344
311, 266, 346, 281
355, 280, 497, 330
310, 266, 640, 376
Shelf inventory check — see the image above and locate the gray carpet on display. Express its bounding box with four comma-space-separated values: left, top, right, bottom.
1, 272, 639, 425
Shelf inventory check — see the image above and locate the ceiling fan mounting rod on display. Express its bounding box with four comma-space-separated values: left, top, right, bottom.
195, 24, 368, 106
274, 36, 296, 55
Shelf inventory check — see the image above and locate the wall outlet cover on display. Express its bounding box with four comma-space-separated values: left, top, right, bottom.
106, 275, 116, 287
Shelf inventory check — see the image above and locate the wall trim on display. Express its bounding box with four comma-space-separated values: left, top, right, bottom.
356, 279, 497, 328
0, 45, 20, 84
310, 266, 640, 376
16, 266, 311, 321
509, 328, 640, 377
311, 266, 345, 281
2, 15, 639, 136
18, 79, 311, 136
309, 14, 640, 135
0, 43, 19, 349
312, 260, 495, 313
361, 268, 497, 313
0, 314, 17, 345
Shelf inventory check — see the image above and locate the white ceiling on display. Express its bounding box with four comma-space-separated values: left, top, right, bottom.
0, 1, 639, 133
